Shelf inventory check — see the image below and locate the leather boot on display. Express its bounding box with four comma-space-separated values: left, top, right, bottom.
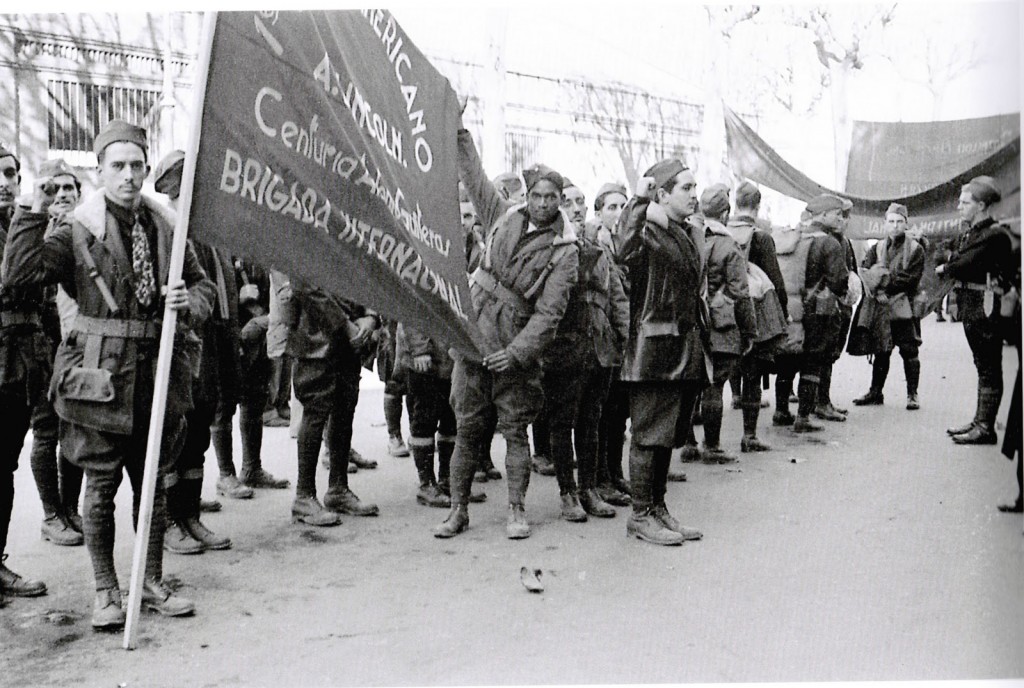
560, 491, 588, 522
91, 587, 125, 630
141, 578, 195, 617
216, 475, 254, 499
953, 387, 1000, 444
774, 377, 793, 422
852, 388, 884, 406
904, 357, 921, 410
291, 496, 341, 526
412, 440, 450, 508
181, 478, 231, 550
650, 504, 703, 541
164, 520, 205, 554
579, 488, 616, 517
679, 441, 702, 462
0, 555, 47, 597
434, 438, 476, 538
433, 504, 469, 538
324, 487, 379, 516
41, 507, 83, 546
506, 503, 531, 539
794, 377, 822, 433
626, 444, 680, 544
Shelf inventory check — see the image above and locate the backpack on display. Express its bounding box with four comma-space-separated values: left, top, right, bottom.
732, 224, 787, 345
772, 225, 820, 354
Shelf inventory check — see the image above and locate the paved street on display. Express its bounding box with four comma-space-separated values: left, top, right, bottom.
1, 317, 1022, 686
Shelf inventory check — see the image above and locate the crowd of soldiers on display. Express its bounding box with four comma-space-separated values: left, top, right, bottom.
0, 111, 1020, 632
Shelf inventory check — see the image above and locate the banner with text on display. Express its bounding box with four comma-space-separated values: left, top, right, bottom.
189, 10, 481, 355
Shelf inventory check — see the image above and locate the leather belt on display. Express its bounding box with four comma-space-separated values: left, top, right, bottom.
0, 310, 43, 328
73, 315, 161, 340
955, 281, 1002, 294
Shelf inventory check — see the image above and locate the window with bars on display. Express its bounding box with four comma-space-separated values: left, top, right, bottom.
46, 80, 160, 154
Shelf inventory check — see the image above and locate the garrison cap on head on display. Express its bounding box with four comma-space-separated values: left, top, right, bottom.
805, 193, 852, 216
93, 119, 148, 159
522, 164, 564, 192
699, 184, 731, 218
644, 158, 687, 190
963, 175, 1001, 206
154, 149, 186, 199
0, 146, 20, 172
38, 158, 79, 182
735, 180, 761, 209
560, 177, 577, 191
594, 182, 627, 209
885, 202, 908, 220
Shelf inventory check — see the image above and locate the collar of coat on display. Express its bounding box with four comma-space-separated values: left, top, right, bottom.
704, 218, 732, 238
73, 189, 175, 240
498, 202, 577, 246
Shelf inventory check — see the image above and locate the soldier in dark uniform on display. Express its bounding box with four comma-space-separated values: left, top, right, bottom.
937, 176, 1016, 445
616, 160, 707, 546
3, 121, 214, 629
0, 146, 49, 603
28, 158, 86, 547
281, 279, 380, 525
153, 151, 238, 555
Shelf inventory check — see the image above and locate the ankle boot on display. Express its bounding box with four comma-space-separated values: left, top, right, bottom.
433, 504, 469, 538
904, 356, 921, 409
953, 387, 1000, 445
412, 440, 449, 508
41, 506, 83, 546
182, 478, 231, 550
506, 503, 531, 539
559, 491, 588, 522
579, 488, 616, 517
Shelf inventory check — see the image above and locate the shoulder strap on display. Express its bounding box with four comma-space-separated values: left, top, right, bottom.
523, 242, 573, 301
72, 224, 120, 316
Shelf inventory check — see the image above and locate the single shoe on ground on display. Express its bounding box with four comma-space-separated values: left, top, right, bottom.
91, 588, 125, 630
679, 443, 702, 463
185, 517, 232, 550
951, 425, 998, 445
349, 448, 377, 470
262, 410, 290, 427
946, 421, 976, 436
0, 556, 47, 597
560, 493, 588, 522
650, 504, 703, 541
853, 389, 884, 406
997, 497, 1023, 513
216, 475, 254, 499
579, 488, 616, 517
416, 483, 451, 508
506, 504, 531, 539
597, 483, 631, 507
531, 455, 555, 476
387, 436, 410, 457
164, 521, 206, 555
240, 468, 290, 489
813, 404, 846, 422
291, 496, 342, 526
141, 578, 195, 617
433, 505, 469, 538
793, 416, 824, 433
906, 394, 920, 410
200, 499, 223, 513
626, 512, 683, 546
41, 514, 83, 546
741, 435, 771, 453
324, 487, 379, 516
700, 445, 738, 464
772, 411, 795, 427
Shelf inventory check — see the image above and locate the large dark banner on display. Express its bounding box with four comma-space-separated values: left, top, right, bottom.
725, 107, 1021, 241
189, 11, 481, 355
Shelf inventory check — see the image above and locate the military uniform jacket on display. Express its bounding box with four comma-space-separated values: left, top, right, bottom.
704, 219, 757, 355
457, 128, 580, 368
2, 191, 214, 434
281, 281, 374, 361
728, 214, 788, 318
616, 196, 707, 383
944, 217, 1015, 322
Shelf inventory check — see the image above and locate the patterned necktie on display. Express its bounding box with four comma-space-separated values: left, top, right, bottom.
131, 220, 157, 309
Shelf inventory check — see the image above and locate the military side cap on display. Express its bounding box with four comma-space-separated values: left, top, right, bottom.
805, 193, 852, 215
643, 158, 687, 189
594, 182, 627, 209
699, 183, 731, 217
523, 164, 564, 192
885, 202, 908, 219
38, 158, 79, 181
93, 119, 148, 158
963, 175, 1001, 205
154, 149, 186, 194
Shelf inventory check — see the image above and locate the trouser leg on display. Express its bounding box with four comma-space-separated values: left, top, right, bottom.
902, 351, 921, 397
238, 398, 265, 475
211, 401, 237, 478
29, 398, 61, 516
0, 391, 32, 557
628, 442, 654, 515
383, 393, 404, 439
817, 364, 834, 406
701, 383, 725, 447
964, 319, 1004, 428
505, 428, 532, 505
59, 451, 84, 517
326, 362, 360, 491
797, 364, 820, 418
83, 467, 122, 591
603, 380, 629, 484
544, 370, 582, 496
576, 367, 611, 490
741, 367, 762, 437
871, 351, 891, 393
296, 395, 329, 499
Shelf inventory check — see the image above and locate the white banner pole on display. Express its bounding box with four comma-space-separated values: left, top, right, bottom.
124, 10, 219, 650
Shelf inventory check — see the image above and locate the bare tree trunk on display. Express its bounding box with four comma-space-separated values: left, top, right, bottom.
828, 59, 853, 192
